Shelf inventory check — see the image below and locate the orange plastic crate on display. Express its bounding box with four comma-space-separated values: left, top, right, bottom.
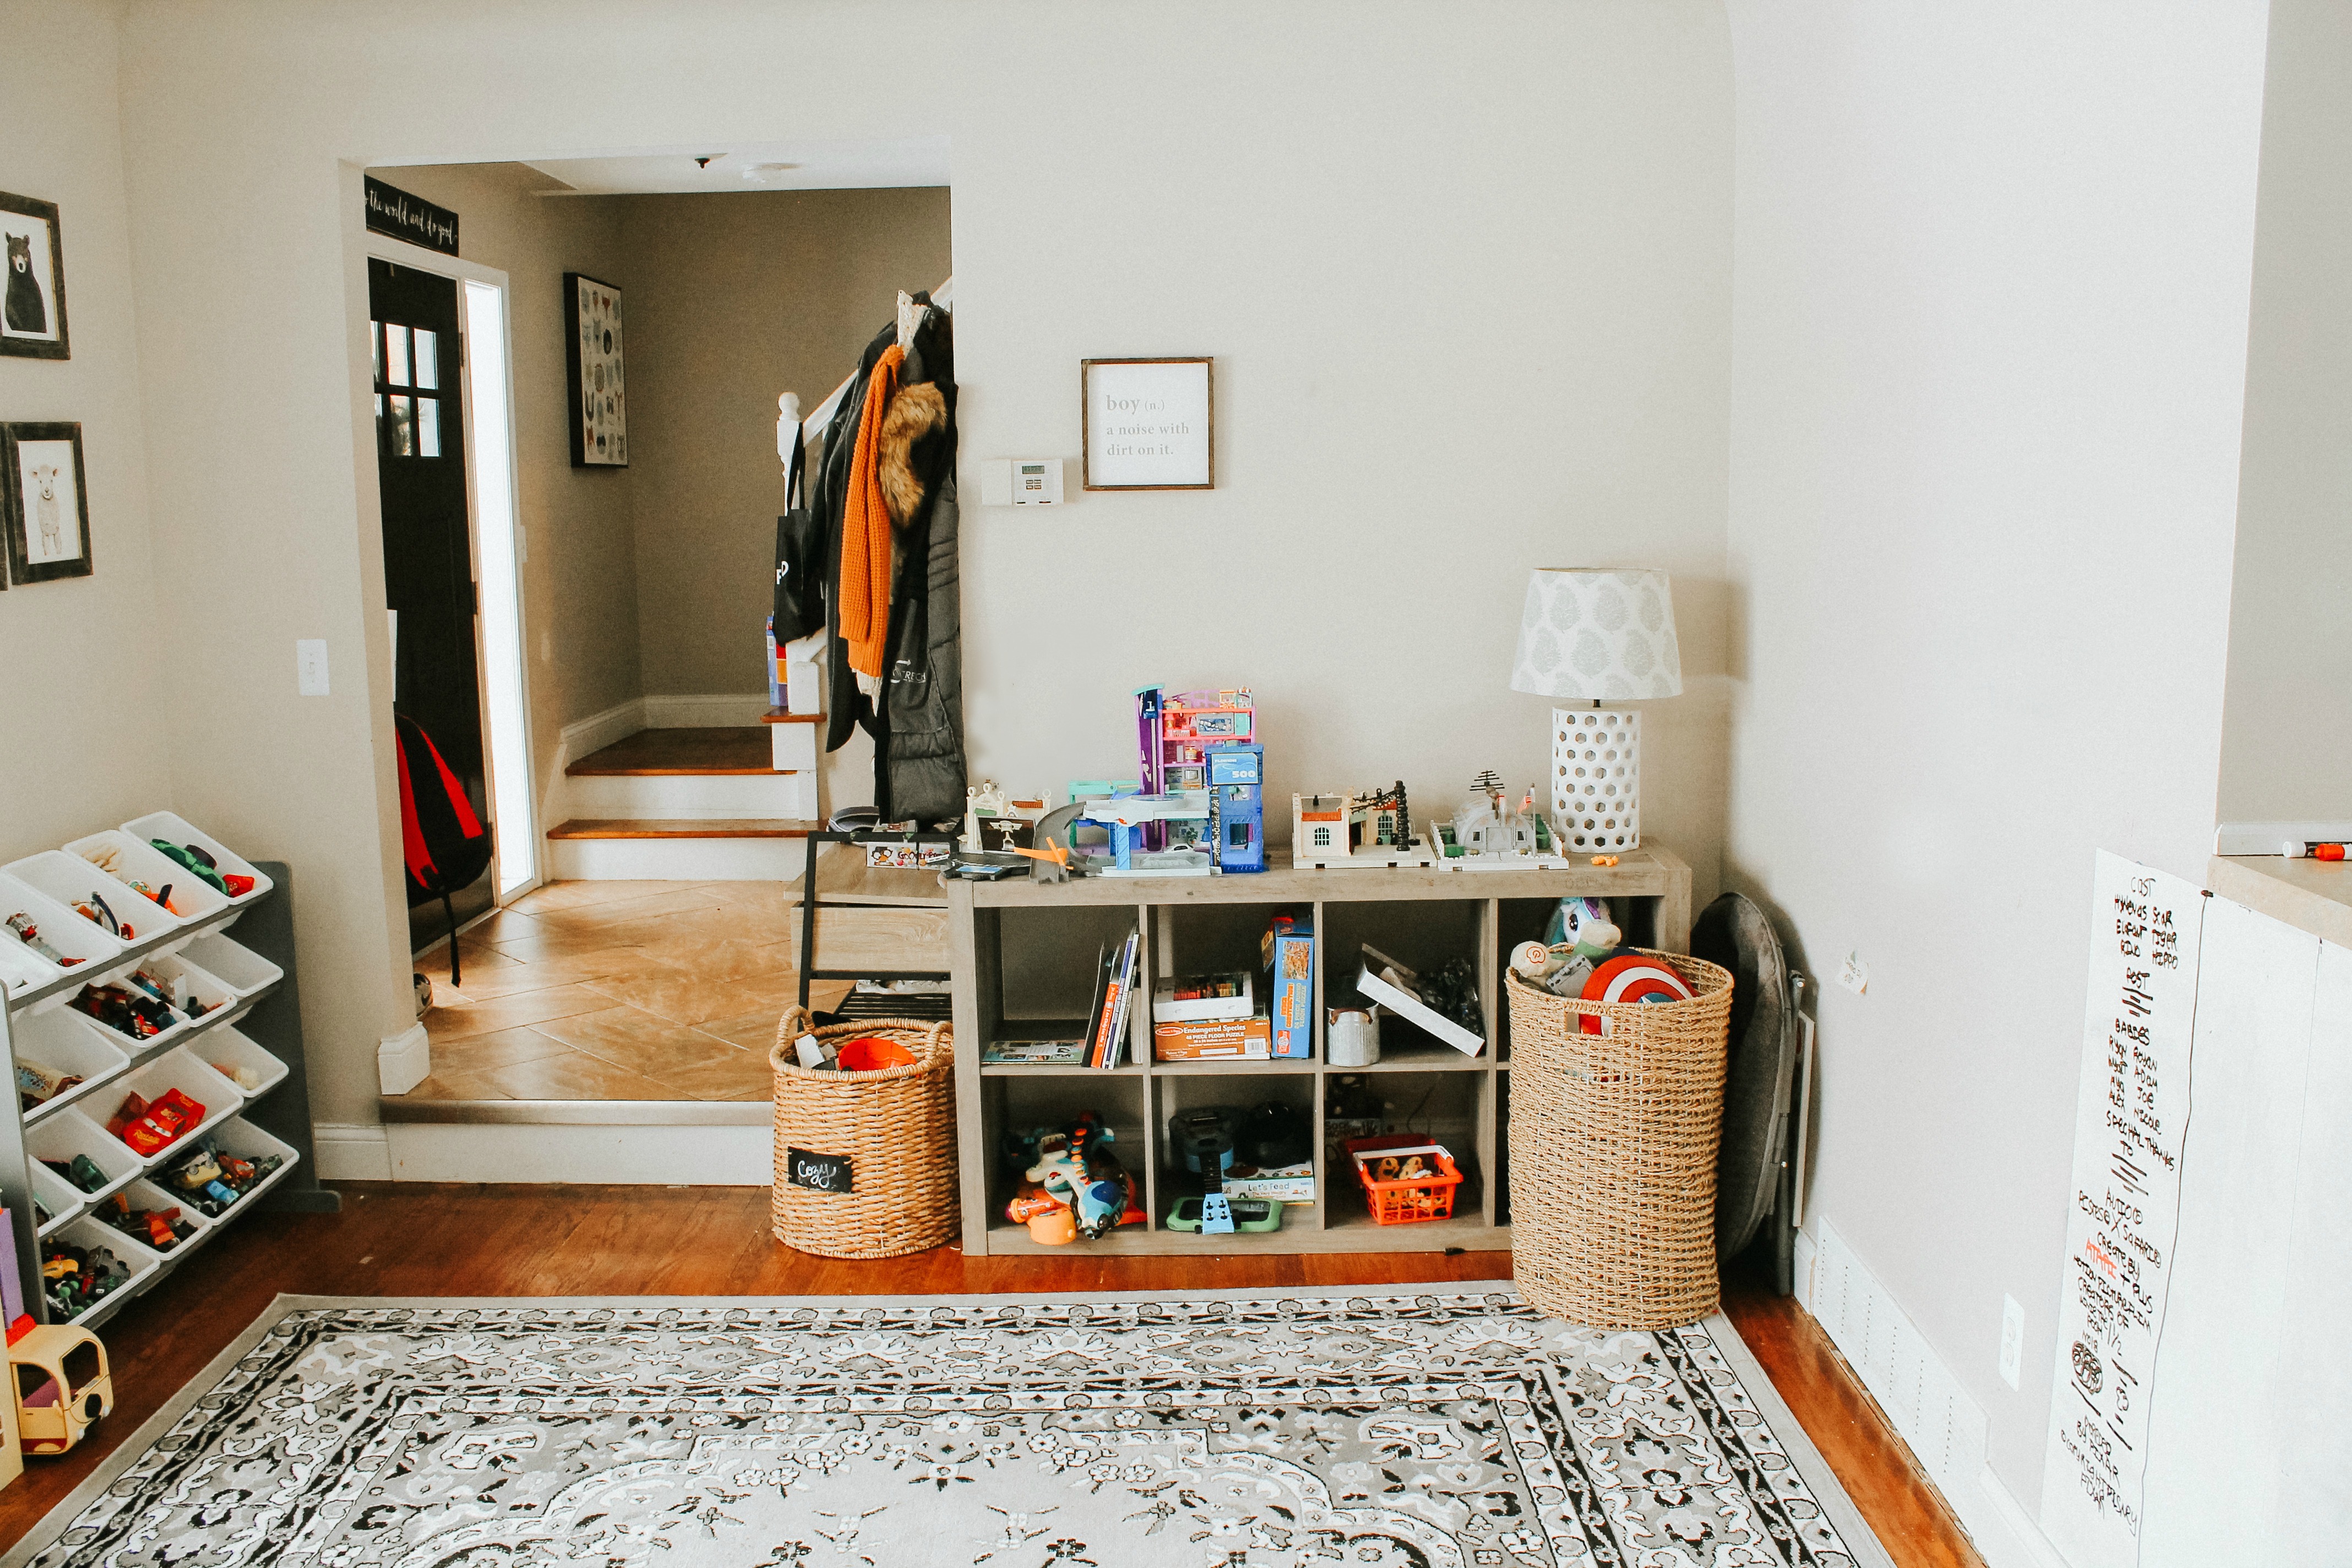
1345, 1133, 1463, 1224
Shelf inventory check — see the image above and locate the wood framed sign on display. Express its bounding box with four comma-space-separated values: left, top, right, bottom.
362, 175, 459, 257
2, 422, 91, 585
1082, 357, 1212, 490
564, 273, 628, 467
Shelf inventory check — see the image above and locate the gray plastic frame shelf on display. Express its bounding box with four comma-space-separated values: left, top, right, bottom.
0, 861, 336, 1330
945, 845, 1692, 1256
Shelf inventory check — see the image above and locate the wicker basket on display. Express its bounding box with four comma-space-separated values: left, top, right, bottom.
767, 1007, 959, 1259
1505, 951, 1734, 1329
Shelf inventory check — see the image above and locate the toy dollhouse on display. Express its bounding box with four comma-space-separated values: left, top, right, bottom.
1289, 782, 1440, 869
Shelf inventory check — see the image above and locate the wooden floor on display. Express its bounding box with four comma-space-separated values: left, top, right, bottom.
0, 1184, 1984, 1566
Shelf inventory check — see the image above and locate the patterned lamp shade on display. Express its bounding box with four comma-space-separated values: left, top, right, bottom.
1509, 568, 1683, 700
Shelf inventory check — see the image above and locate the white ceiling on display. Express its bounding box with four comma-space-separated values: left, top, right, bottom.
522, 138, 949, 195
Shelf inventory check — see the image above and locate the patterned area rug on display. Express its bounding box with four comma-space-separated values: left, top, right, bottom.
7, 1288, 1890, 1567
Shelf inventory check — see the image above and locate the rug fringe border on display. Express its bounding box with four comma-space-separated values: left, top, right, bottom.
0, 1284, 1896, 1568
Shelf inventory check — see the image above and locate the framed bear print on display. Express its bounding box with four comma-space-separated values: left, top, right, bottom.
563, 272, 627, 466
0, 192, 68, 361
3, 423, 92, 585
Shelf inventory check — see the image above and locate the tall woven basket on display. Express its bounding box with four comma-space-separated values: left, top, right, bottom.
1506, 951, 1734, 1329
768, 1007, 959, 1259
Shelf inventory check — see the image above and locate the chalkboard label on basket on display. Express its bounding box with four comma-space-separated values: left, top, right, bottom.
788, 1147, 853, 1193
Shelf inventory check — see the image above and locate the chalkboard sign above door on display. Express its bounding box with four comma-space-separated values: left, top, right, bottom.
787, 1146, 854, 1194
364, 176, 459, 257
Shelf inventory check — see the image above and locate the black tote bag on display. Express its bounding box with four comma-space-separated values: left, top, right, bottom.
772, 429, 825, 644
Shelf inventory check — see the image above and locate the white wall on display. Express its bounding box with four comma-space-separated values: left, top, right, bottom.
112, 0, 1736, 1126
2215, 0, 2352, 825
1722, 0, 2270, 1522
0, 0, 166, 855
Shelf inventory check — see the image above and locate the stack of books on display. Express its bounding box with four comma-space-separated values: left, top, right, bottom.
1080, 932, 1141, 1069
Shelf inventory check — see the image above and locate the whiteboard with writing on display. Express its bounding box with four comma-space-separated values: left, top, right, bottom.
2040, 852, 2206, 1568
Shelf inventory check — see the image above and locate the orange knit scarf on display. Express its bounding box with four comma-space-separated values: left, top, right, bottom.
840, 344, 905, 678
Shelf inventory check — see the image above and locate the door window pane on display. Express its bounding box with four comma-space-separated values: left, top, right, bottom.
416, 395, 440, 456
389, 395, 413, 456
412, 328, 438, 389
385, 325, 410, 386
372, 322, 384, 385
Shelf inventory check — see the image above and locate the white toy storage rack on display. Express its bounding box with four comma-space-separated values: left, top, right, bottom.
0, 819, 333, 1332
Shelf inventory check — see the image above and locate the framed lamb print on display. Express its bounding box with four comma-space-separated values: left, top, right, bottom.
563, 272, 627, 466
0, 190, 69, 361
3, 423, 92, 584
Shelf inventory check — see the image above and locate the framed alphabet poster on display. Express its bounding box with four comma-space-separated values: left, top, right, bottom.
1082, 357, 1211, 490
564, 273, 627, 467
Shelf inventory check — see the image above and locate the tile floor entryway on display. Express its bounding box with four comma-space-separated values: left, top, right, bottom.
401, 880, 850, 1101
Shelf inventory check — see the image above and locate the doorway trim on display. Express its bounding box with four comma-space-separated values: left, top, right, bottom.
361, 233, 543, 911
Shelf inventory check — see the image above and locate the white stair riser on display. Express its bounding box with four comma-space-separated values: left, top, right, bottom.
548, 837, 808, 882
771, 724, 818, 771
567, 772, 814, 820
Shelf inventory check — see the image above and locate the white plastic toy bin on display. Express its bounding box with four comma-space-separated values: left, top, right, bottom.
13, 1008, 130, 1125
44, 1215, 162, 1326
176, 932, 282, 1002
194, 1026, 288, 1099
0, 938, 48, 1001
166, 1117, 299, 1220
31, 1161, 86, 1238
0, 871, 129, 986
106, 1049, 243, 1169
89, 1177, 217, 1260
59, 968, 193, 1054
128, 951, 239, 1034
119, 812, 273, 923
26, 1109, 141, 1207
3, 850, 181, 948
63, 832, 231, 927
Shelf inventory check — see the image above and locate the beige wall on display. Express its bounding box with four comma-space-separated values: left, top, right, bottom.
109, 0, 1735, 1128
0, 0, 166, 858
1722, 0, 2269, 1528
2215, 0, 2352, 825
618, 187, 952, 699
386, 164, 643, 742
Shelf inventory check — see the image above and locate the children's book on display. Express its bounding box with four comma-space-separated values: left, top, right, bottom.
981, 1039, 1088, 1066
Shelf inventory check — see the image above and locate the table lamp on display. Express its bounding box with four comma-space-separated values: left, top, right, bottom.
1509, 567, 1681, 852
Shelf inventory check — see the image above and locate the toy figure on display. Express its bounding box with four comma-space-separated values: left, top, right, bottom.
71, 894, 132, 940
6, 912, 79, 966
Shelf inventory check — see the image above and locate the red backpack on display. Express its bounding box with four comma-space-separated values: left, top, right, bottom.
395, 713, 492, 984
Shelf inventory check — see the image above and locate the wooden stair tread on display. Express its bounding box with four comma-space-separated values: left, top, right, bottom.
763, 707, 825, 724
547, 818, 816, 840
567, 727, 780, 776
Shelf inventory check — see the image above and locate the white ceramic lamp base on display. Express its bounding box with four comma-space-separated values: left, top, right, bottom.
1552, 706, 1640, 851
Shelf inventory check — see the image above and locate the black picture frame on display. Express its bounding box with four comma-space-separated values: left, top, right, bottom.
0, 192, 68, 361
2, 423, 92, 584
563, 272, 627, 467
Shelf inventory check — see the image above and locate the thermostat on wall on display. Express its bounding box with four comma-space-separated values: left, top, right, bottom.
1013, 458, 1064, 505
978, 457, 1067, 507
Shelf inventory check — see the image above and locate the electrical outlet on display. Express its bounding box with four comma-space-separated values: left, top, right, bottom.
296, 639, 330, 696
1999, 1294, 2025, 1389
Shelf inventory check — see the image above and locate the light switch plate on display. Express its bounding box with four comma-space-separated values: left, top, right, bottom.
296, 639, 330, 696
1837, 949, 1869, 995
978, 458, 1012, 507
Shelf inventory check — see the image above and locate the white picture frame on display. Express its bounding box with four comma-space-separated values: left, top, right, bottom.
1082, 357, 1212, 490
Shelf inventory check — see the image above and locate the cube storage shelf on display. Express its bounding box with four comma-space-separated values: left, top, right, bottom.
945, 845, 1692, 1255
0, 848, 329, 1331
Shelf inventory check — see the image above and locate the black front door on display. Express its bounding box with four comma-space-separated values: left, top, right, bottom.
369, 259, 492, 932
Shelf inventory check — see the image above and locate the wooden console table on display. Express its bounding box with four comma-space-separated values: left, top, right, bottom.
944, 845, 1691, 1255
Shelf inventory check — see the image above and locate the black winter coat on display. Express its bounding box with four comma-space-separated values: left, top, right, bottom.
810, 299, 966, 825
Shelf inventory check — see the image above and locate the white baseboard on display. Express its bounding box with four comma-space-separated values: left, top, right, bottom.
1809, 1217, 2066, 1568
378, 1021, 431, 1095
645, 693, 771, 728
385, 1120, 770, 1183
315, 1121, 394, 1180
1975, 1462, 2072, 1568
548, 836, 808, 882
